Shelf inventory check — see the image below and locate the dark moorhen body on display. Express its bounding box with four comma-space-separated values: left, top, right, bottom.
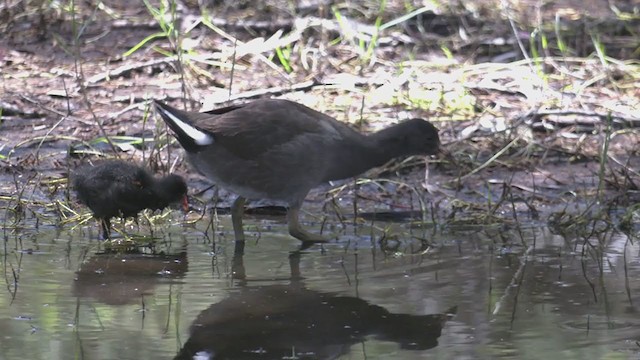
154, 99, 440, 243
72, 160, 188, 239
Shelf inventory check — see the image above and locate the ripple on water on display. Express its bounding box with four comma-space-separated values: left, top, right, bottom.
560, 315, 639, 331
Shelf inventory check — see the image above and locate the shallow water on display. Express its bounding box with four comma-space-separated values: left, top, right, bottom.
1, 213, 639, 360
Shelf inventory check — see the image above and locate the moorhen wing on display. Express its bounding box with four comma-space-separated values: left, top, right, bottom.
72, 160, 188, 239
154, 99, 439, 243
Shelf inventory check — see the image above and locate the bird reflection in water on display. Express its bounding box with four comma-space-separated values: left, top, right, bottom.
176, 241, 456, 360
72, 250, 188, 305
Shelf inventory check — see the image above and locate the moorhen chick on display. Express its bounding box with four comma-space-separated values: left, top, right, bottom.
154, 99, 440, 243
72, 160, 188, 239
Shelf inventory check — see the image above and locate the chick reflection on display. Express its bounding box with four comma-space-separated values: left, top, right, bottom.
176, 242, 454, 359
73, 251, 187, 305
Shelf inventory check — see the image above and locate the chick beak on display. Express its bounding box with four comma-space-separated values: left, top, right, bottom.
182, 195, 189, 213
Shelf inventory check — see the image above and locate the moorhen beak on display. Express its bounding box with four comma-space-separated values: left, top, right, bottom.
154, 99, 439, 243
72, 160, 188, 240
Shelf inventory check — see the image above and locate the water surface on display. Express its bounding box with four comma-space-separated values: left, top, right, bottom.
1, 214, 638, 359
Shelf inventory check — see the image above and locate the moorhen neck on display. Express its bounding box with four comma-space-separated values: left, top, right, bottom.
154, 99, 440, 243
72, 160, 188, 239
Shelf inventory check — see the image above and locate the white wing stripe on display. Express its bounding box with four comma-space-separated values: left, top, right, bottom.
158, 108, 214, 145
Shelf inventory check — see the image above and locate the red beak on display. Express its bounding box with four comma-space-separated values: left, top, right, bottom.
182, 195, 189, 212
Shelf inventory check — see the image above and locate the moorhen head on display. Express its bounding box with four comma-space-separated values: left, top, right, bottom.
72, 160, 188, 239
154, 99, 439, 243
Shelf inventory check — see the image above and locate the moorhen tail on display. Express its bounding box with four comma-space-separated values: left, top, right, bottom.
72, 160, 188, 239
154, 99, 440, 243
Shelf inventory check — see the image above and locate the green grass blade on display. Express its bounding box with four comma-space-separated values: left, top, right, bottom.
123, 32, 167, 57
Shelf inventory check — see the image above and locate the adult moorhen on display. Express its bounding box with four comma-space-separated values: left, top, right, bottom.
154, 99, 440, 243
72, 160, 188, 239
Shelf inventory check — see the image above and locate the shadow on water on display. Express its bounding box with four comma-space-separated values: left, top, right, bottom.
175, 243, 455, 359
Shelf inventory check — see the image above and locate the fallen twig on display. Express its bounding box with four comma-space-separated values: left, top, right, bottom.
86, 56, 178, 85
531, 109, 640, 128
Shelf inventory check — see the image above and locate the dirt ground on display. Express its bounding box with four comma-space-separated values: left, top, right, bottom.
0, 0, 639, 228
